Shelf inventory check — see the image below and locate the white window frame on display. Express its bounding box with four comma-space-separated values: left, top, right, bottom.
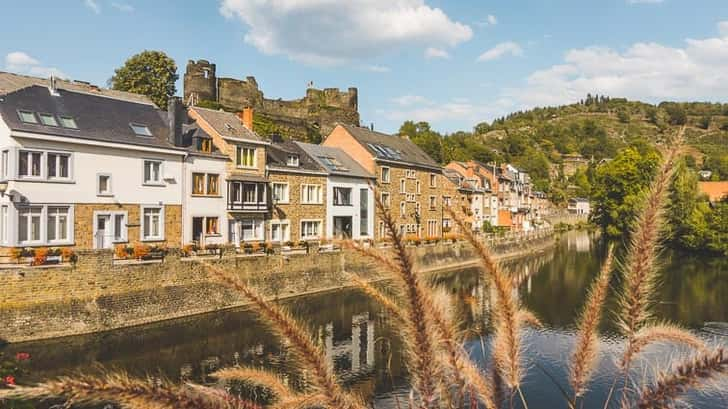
46, 206, 71, 243
416, 180, 421, 194
1, 150, 8, 180
46, 152, 72, 181
301, 184, 323, 204
140, 205, 165, 241
92, 210, 128, 245
380, 192, 391, 208
239, 218, 264, 242
286, 155, 300, 167
236, 146, 257, 169
17, 150, 44, 179
400, 201, 406, 219
427, 220, 438, 237
300, 219, 322, 240
429, 195, 437, 210
332, 186, 353, 206
430, 173, 437, 187
142, 159, 164, 186
399, 178, 406, 193
272, 182, 290, 204
381, 166, 390, 183
0, 205, 7, 244
269, 219, 291, 242
97, 173, 113, 196
16, 204, 75, 246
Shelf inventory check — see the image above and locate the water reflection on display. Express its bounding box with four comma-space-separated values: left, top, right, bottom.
5, 230, 728, 408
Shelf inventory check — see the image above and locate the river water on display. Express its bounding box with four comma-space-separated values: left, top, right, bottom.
4, 230, 728, 408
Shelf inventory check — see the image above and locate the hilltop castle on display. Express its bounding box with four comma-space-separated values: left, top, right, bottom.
183, 60, 360, 141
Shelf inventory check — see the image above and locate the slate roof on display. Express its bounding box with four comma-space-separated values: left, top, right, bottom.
295, 142, 374, 179
267, 140, 326, 173
0, 71, 154, 105
0, 85, 183, 151
189, 106, 263, 143
337, 124, 440, 170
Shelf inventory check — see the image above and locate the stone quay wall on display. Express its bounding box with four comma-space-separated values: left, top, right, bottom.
0, 232, 555, 343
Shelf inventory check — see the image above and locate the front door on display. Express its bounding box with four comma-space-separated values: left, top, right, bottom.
95, 214, 112, 249
192, 217, 204, 244
333, 216, 353, 239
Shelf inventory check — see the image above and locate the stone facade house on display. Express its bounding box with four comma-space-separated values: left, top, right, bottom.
324, 124, 454, 240
0, 73, 186, 251
266, 137, 328, 243
187, 107, 270, 245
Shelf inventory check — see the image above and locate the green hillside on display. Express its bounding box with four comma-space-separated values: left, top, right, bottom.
401, 96, 728, 202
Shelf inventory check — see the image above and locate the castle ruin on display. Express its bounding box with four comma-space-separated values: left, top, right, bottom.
183, 60, 360, 141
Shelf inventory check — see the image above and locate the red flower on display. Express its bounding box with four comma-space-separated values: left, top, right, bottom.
3, 375, 15, 386
15, 352, 30, 361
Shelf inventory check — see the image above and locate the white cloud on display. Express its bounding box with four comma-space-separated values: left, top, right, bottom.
363, 64, 390, 73
4, 52, 66, 78
425, 47, 450, 59
392, 95, 433, 106
84, 0, 100, 13
477, 42, 523, 62
719, 21, 728, 37
487, 14, 498, 25
504, 21, 728, 109
219, 0, 472, 66
382, 97, 515, 123
111, 2, 134, 12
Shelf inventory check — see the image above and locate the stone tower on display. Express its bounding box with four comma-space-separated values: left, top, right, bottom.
183, 60, 217, 105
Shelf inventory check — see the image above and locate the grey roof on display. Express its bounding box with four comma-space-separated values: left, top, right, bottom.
337, 124, 440, 170
190, 106, 263, 143
267, 140, 326, 173
295, 142, 375, 179
0, 71, 155, 105
0, 85, 183, 151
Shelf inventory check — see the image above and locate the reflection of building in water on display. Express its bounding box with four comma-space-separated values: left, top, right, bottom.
321, 312, 376, 381
567, 231, 592, 253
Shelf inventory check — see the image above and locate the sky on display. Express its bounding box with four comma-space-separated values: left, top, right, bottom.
2, 0, 728, 134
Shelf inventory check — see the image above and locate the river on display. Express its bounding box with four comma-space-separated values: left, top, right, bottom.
3, 230, 727, 408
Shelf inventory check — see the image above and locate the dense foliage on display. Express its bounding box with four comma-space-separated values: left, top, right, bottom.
110, 50, 178, 108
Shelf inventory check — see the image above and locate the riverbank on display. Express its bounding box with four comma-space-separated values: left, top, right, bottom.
1, 231, 555, 343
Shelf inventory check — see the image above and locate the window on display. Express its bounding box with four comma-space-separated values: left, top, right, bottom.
236, 146, 256, 168
18, 207, 42, 243
429, 195, 437, 210
381, 192, 390, 208
270, 220, 290, 242
113, 213, 126, 241
130, 123, 153, 137
379, 222, 386, 239
59, 116, 78, 129
443, 218, 452, 232
143, 160, 163, 184
406, 193, 416, 202
360, 188, 369, 236
415, 202, 421, 215
198, 138, 212, 153
416, 180, 421, 194
97, 173, 112, 196
242, 183, 258, 203
142, 206, 164, 241
1, 150, 8, 179
400, 202, 406, 219
301, 184, 322, 204
0, 206, 7, 243
192, 173, 205, 194
47, 153, 70, 179
206, 217, 219, 235
39, 113, 59, 126
287, 155, 300, 167
241, 219, 264, 241
381, 167, 390, 183
18, 110, 38, 124
399, 179, 406, 193
333, 187, 352, 206
301, 220, 321, 240
427, 220, 438, 237
272, 183, 289, 203
430, 174, 437, 187
47, 207, 69, 242
207, 174, 219, 195
18, 151, 42, 177
406, 170, 416, 179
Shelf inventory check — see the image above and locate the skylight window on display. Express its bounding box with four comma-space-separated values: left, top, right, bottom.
130, 123, 152, 137
318, 156, 349, 172
39, 113, 59, 127
286, 154, 299, 167
59, 116, 78, 129
18, 110, 38, 124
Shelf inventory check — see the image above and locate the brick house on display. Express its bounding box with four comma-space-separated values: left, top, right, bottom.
324, 124, 455, 240
187, 107, 269, 245
266, 136, 328, 242
0, 73, 185, 251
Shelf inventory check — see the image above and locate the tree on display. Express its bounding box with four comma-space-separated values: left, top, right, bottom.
665, 158, 698, 245
111, 50, 178, 108
664, 104, 687, 125
400, 121, 444, 163
617, 108, 630, 123
698, 115, 711, 130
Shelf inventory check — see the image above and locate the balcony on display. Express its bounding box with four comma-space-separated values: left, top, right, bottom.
227, 180, 270, 212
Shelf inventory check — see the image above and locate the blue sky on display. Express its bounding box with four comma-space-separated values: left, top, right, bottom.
2, 0, 728, 133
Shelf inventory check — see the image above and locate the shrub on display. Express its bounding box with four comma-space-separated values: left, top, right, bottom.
181, 244, 195, 257
60, 247, 76, 263
264, 242, 275, 254
9, 247, 23, 263
132, 244, 150, 259
251, 242, 261, 253
31, 247, 49, 266
114, 245, 128, 260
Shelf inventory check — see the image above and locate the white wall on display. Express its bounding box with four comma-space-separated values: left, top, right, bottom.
182, 155, 229, 246
326, 176, 374, 240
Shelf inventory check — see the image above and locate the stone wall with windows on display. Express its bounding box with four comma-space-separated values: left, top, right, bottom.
268, 172, 327, 242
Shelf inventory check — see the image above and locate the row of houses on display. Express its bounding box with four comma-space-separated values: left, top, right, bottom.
0, 72, 487, 254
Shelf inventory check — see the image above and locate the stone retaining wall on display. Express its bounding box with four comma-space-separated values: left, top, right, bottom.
0, 234, 554, 343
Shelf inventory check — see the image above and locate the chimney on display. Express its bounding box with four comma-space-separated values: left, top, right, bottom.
239, 107, 254, 131
48, 75, 59, 96
167, 97, 184, 146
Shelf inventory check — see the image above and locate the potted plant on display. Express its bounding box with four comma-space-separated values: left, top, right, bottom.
264, 241, 275, 255
61, 247, 77, 263
181, 244, 195, 257
9, 247, 23, 264
31, 247, 49, 266
132, 243, 150, 260
114, 244, 128, 260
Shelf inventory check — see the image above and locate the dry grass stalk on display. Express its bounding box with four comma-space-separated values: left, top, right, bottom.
634, 348, 727, 409
622, 323, 706, 368
201, 262, 365, 409
272, 393, 329, 409
569, 245, 615, 399
211, 367, 295, 402
0, 372, 258, 409
450, 208, 523, 390
516, 308, 542, 328
346, 273, 406, 322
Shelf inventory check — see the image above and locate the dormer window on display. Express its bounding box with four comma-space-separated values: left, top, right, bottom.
18, 110, 38, 124
39, 113, 59, 127
287, 154, 300, 167
198, 138, 212, 153
59, 116, 78, 129
130, 123, 152, 137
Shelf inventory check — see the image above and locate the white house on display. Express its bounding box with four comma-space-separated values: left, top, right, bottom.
568, 197, 591, 215
297, 142, 375, 240
0, 74, 186, 251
